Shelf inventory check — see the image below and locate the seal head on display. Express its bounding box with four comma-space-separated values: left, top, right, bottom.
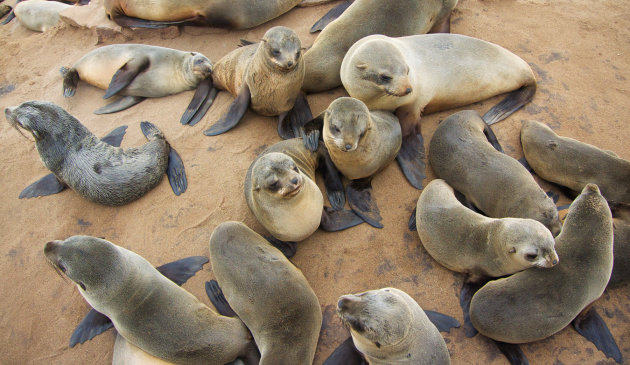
261, 26, 303, 72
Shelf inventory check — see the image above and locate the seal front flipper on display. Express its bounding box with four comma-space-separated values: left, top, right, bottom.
94, 95, 146, 114
180, 77, 217, 126
396, 133, 427, 190
103, 57, 151, 99
277, 92, 313, 139
205, 280, 238, 317
309, 0, 354, 33
203, 84, 251, 136
482, 83, 537, 126
156, 256, 208, 285
318, 146, 345, 210
572, 307, 623, 363
60, 67, 79, 97
265, 236, 297, 258
320, 206, 364, 232
302, 112, 324, 151
100, 125, 128, 147
19, 174, 66, 199
493, 341, 530, 365
460, 280, 487, 338
483, 122, 505, 153
347, 177, 383, 228
424, 310, 461, 333
140, 121, 187, 195
69, 308, 113, 348
408, 207, 417, 231
322, 337, 367, 365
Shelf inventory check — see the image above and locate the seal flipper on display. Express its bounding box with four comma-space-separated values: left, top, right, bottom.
166, 147, 187, 195
318, 146, 345, 210
424, 310, 461, 333
94, 95, 146, 114
322, 337, 367, 365
302, 112, 324, 152
518, 157, 534, 173
69, 309, 113, 348
205, 280, 238, 317
493, 341, 530, 365
100, 125, 128, 147
110, 14, 191, 29
309, 0, 354, 33
265, 236, 297, 258
203, 84, 251, 136
572, 307, 623, 363
460, 279, 488, 338
320, 206, 364, 232
180, 77, 218, 126
482, 83, 537, 126
0, 5, 15, 24
347, 177, 383, 229
278, 92, 313, 139
60, 67, 79, 97
408, 207, 417, 231
19, 174, 66, 199
155, 256, 208, 285
482, 122, 504, 153
396, 133, 427, 190
103, 57, 151, 99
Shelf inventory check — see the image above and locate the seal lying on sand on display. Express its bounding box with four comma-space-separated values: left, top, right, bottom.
6, 101, 187, 205
12, 0, 70, 31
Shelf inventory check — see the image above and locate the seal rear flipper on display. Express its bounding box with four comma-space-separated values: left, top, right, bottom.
482, 122, 505, 153
396, 133, 427, 190
69, 309, 113, 348
264, 236, 297, 258
572, 307, 623, 363
408, 207, 417, 231
493, 341, 530, 365
347, 177, 383, 229
111, 14, 191, 29
320, 206, 364, 232
180, 77, 218, 126
309, 0, 354, 33
205, 280, 238, 317
323, 337, 367, 365
482, 83, 537, 126
94, 96, 146, 114
103, 57, 151, 99
156, 256, 208, 286
424, 310, 461, 333
60, 67, 79, 97
428, 12, 452, 34
167, 147, 187, 196
100, 125, 128, 147
460, 279, 487, 338
302, 112, 324, 151
203, 84, 251, 136
19, 174, 66, 199
278, 92, 313, 139
318, 146, 345, 210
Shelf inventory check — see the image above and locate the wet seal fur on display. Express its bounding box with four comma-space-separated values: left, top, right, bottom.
521, 120, 630, 204
44, 236, 253, 364
336, 287, 451, 364
209, 221, 322, 364
61, 44, 214, 118
5, 101, 187, 205
416, 179, 558, 281
13, 0, 70, 32
429, 110, 561, 235
303, 0, 458, 92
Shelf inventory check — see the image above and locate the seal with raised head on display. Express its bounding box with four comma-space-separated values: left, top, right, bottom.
428, 110, 561, 236
202, 26, 311, 139
334, 287, 451, 364
303, 0, 458, 93
12, 0, 70, 31
5, 101, 187, 205
208, 221, 322, 364
416, 179, 558, 281
44, 235, 255, 364
470, 184, 622, 363
520, 120, 630, 204
60, 44, 215, 120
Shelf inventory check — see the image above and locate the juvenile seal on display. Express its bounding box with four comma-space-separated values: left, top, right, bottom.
303, 0, 458, 92
202, 26, 310, 139
610, 206, 630, 287
470, 184, 621, 362
335, 287, 451, 364
44, 235, 254, 364
521, 120, 630, 204
61, 44, 214, 119
5, 101, 187, 205
416, 179, 558, 281
13, 0, 70, 32
209, 221, 322, 364
429, 110, 561, 236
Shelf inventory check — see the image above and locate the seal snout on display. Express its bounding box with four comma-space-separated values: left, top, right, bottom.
4, 106, 16, 122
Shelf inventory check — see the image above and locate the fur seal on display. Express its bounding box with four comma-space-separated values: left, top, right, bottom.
61, 44, 215, 120
335, 287, 451, 364
610, 206, 630, 288
429, 110, 561, 236
470, 184, 622, 362
44, 235, 255, 364
303, 0, 458, 92
209, 221, 322, 364
202, 26, 311, 139
13, 0, 70, 32
416, 179, 558, 281
520, 120, 630, 204
5, 101, 187, 205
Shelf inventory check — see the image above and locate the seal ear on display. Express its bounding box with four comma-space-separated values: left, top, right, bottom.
509, 247, 516, 254
355, 63, 368, 70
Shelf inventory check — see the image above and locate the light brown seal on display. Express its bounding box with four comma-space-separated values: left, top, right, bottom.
209, 221, 322, 364
44, 235, 254, 364
610, 206, 630, 288
13, 0, 70, 32
428, 110, 561, 236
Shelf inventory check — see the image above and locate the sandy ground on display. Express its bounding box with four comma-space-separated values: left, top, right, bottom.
0, 0, 629, 364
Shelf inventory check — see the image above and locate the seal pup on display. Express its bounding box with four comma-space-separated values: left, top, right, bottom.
61, 44, 215, 121
429, 110, 561, 236
303, 0, 458, 92
245, 138, 363, 255
203, 26, 311, 139
209, 221, 322, 365
470, 184, 622, 363
304, 97, 401, 228
521, 120, 630, 204
44, 235, 255, 364
610, 206, 630, 288
12, 0, 70, 31
5, 101, 187, 205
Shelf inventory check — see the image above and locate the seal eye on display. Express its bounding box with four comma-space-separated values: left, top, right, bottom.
379, 74, 392, 83
293, 166, 299, 173
525, 253, 538, 261
78, 282, 86, 291
269, 180, 280, 191
295, 50, 301, 59
331, 125, 340, 133
359, 130, 366, 139
58, 262, 67, 273
271, 48, 281, 57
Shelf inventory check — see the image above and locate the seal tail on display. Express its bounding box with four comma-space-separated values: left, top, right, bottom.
482, 82, 537, 126
139, 121, 165, 140
60, 67, 79, 98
